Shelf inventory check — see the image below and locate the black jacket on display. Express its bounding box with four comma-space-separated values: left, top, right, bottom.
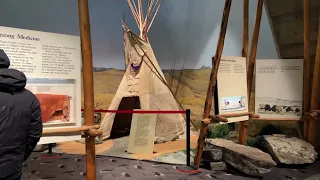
0, 49, 43, 178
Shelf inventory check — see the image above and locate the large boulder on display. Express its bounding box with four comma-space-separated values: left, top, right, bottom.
263, 134, 318, 164
205, 138, 276, 177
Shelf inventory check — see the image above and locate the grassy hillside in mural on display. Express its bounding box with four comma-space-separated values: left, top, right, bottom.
81, 67, 299, 137
81, 67, 212, 128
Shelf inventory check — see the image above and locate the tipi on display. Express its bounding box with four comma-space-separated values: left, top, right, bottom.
99, 0, 186, 142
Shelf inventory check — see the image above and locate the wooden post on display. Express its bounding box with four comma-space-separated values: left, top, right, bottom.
303, 0, 311, 141
239, 0, 249, 145
308, 18, 320, 146
193, 0, 232, 169
78, 0, 96, 179
247, 0, 263, 114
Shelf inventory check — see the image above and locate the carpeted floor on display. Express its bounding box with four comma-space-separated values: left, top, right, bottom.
22, 153, 320, 180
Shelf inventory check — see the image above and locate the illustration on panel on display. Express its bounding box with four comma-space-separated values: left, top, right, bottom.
219, 96, 247, 113
256, 97, 302, 117
35, 94, 71, 123
25, 82, 75, 125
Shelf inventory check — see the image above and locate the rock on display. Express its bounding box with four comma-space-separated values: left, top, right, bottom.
205, 138, 276, 177
154, 135, 179, 144
210, 162, 227, 171
227, 131, 239, 140
33, 144, 49, 152
305, 174, 320, 180
202, 149, 223, 162
76, 137, 103, 144
263, 134, 318, 164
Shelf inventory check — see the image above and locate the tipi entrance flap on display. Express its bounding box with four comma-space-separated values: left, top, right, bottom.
110, 96, 141, 139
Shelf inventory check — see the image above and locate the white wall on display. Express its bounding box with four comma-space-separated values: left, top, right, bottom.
0, 0, 278, 70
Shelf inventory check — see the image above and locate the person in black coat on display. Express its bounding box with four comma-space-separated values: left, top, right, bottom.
0, 49, 43, 180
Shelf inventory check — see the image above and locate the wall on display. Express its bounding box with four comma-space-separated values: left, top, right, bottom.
265, 0, 320, 147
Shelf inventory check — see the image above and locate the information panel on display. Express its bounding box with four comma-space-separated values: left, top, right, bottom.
0, 26, 82, 144
127, 110, 157, 154
215, 56, 249, 123
255, 59, 303, 120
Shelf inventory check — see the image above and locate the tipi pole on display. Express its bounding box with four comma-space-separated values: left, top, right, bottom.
308, 17, 320, 146
239, 0, 249, 145
78, 0, 96, 179
246, 0, 263, 120
303, 0, 311, 141
193, 0, 232, 169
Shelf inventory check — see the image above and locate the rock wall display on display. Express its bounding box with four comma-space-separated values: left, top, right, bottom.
263, 134, 318, 165
205, 138, 276, 177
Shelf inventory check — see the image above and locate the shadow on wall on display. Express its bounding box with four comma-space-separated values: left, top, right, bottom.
149, 0, 242, 70
150, 0, 220, 70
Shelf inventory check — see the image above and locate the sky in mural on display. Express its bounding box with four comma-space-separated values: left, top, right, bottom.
0, 0, 278, 70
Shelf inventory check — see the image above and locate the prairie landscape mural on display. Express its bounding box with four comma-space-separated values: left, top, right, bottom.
80, 67, 300, 138
81, 67, 212, 128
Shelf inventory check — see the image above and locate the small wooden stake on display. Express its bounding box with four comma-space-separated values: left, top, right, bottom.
308, 17, 320, 146
303, 0, 311, 141
239, 0, 249, 145
78, 0, 96, 179
193, 0, 232, 169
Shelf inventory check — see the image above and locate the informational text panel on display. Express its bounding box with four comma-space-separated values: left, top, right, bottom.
216, 56, 249, 123
0, 26, 82, 144
127, 111, 157, 154
255, 59, 303, 120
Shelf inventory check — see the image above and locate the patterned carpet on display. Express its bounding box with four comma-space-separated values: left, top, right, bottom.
21, 153, 320, 180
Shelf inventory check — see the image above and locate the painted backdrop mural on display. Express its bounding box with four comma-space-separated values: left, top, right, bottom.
0, 0, 278, 127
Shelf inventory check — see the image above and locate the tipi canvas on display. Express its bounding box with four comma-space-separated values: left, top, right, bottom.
99, 0, 186, 142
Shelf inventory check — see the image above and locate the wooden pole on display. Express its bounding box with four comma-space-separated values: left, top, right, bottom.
43, 125, 100, 134
193, 0, 232, 169
78, 0, 96, 179
247, 0, 263, 113
239, 0, 249, 145
303, 0, 311, 141
308, 18, 320, 146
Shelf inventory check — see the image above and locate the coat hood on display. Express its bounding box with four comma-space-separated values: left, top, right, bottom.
0, 50, 26, 93
0, 49, 10, 68
0, 68, 27, 93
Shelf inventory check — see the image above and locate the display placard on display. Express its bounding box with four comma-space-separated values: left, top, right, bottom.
215, 56, 249, 123
255, 59, 303, 120
127, 110, 157, 154
0, 26, 82, 144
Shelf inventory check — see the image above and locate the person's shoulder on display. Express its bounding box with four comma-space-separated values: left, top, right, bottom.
22, 88, 40, 105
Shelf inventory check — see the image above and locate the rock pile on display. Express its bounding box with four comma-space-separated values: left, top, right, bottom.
203, 134, 318, 177
204, 138, 276, 177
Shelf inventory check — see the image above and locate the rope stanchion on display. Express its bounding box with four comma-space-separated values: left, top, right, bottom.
81, 109, 186, 114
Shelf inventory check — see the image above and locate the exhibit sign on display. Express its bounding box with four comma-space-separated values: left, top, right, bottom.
255, 59, 303, 120
215, 56, 249, 123
0, 26, 82, 144
127, 110, 157, 154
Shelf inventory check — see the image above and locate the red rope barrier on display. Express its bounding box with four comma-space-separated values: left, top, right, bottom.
80, 109, 186, 114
